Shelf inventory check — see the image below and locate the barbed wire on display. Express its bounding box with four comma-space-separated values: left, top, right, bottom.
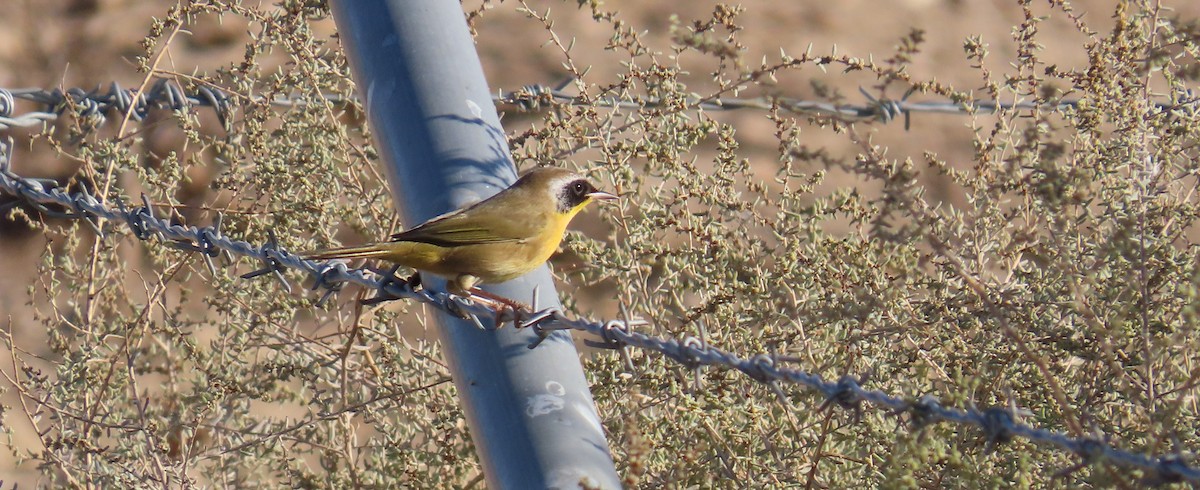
0, 136, 1196, 484
0, 80, 235, 130
499, 82, 1199, 129
5, 80, 1196, 134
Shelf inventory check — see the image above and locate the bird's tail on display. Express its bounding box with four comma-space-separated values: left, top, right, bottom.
305, 242, 394, 261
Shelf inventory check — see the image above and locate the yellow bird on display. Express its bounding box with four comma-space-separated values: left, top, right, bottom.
307, 167, 616, 303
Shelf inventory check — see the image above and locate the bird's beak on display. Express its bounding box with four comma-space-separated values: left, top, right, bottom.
587, 191, 619, 202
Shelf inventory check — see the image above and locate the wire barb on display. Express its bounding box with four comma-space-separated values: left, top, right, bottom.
240, 230, 292, 293
525, 309, 568, 348
1054, 436, 1107, 479
977, 405, 1021, 454
819, 373, 868, 424
901, 395, 944, 432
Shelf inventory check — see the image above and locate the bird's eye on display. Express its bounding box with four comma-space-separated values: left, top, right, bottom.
571, 181, 588, 196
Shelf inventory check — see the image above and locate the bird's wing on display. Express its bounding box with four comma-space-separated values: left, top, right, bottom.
389, 208, 525, 247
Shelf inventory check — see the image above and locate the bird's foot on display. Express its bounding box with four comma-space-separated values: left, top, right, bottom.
404, 271, 423, 290
467, 287, 530, 311
464, 288, 531, 327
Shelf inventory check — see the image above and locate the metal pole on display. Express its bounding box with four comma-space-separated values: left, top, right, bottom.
328, 2, 620, 488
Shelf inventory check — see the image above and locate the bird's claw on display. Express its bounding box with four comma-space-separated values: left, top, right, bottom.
462, 288, 530, 328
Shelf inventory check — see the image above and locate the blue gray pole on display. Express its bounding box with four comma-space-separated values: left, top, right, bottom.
328, 1, 620, 488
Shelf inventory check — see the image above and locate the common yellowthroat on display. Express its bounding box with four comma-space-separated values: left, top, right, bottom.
307, 167, 616, 301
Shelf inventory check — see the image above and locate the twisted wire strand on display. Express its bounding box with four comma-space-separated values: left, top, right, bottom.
0, 137, 1195, 483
